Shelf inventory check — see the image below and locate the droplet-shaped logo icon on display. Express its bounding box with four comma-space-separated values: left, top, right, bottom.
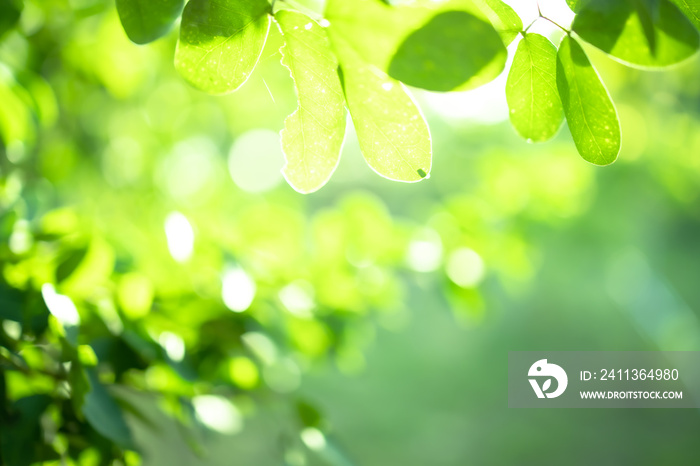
528, 359, 568, 399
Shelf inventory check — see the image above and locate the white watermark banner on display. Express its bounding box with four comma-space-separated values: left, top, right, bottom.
508, 352, 700, 408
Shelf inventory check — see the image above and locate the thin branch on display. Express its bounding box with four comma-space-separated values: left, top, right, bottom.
0, 354, 67, 380
540, 15, 571, 33
523, 18, 538, 34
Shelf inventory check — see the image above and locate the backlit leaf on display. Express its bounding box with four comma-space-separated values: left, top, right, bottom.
276, 10, 346, 194
632, 0, 661, 55
175, 0, 271, 94
388, 10, 507, 92
331, 38, 431, 182
325, 0, 506, 92
0, 77, 33, 145
473, 0, 523, 44
116, 0, 184, 44
556, 36, 620, 165
572, 0, 700, 68
669, 0, 700, 30
566, 0, 583, 13
506, 33, 564, 142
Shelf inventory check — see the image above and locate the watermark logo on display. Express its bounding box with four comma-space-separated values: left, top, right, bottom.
528, 359, 568, 399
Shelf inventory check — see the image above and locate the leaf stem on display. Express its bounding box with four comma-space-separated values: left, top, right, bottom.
523, 18, 538, 34
528, 0, 571, 34
540, 15, 571, 34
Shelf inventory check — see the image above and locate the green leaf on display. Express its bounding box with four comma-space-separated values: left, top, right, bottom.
0, 283, 23, 322
0, 77, 33, 145
472, 0, 523, 44
388, 10, 507, 92
669, 0, 700, 30
631, 0, 662, 55
331, 38, 431, 182
69, 356, 91, 416
0, 0, 22, 39
55, 244, 89, 283
83, 371, 134, 449
116, 0, 184, 45
572, 0, 700, 68
325, 0, 507, 92
566, 0, 582, 12
506, 33, 564, 142
174, 0, 271, 94
556, 36, 620, 166
0, 395, 55, 466
276, 11, 346, 194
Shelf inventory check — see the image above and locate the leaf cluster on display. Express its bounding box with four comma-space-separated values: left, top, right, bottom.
111, 0, 700, 189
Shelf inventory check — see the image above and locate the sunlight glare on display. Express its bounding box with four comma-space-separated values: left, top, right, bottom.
164, 212, 194, 263
42, 284, 80, 327
446, 248, 486, 288
222, 266, 256, 312
192, 395, 243, 434
406, 228, 443, 272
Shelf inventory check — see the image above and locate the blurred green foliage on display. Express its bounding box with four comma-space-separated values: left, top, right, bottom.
1, 0, 700, 465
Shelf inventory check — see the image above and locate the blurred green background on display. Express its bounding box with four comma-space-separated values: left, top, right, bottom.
2, 0, 700, 465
